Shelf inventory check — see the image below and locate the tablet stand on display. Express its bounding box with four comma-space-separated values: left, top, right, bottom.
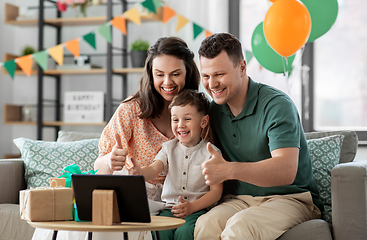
92, 190, 120, 225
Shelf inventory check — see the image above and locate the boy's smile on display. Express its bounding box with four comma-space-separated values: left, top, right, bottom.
171, 104, 208, 148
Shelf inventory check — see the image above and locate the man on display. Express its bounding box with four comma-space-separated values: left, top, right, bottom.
194, 33, 323, 240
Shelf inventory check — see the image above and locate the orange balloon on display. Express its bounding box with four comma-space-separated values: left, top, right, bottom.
263, 0, 311, 57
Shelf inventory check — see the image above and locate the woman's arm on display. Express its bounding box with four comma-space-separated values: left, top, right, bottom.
171, 183, 223, 218
94, 153, 113, 174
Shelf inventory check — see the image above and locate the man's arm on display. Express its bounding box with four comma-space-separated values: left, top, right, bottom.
202, 142, 299, 187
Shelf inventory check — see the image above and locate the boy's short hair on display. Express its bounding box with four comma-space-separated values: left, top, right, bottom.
169, 89, 210, 116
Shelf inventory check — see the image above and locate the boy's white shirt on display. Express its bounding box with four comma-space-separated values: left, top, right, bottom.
154, 138, 220, 208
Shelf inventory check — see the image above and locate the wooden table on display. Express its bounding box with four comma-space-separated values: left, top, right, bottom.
27, 216, 186, 240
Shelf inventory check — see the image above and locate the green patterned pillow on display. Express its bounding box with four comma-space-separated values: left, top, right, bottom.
307, 134, 344, 223
13, 138, 99, 189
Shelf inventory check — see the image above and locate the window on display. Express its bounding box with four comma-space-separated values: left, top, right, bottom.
314, 0, 367, 142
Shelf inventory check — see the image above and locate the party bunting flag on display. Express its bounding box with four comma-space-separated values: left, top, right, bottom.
152, 0, 163, 8
33, 50, 49, 71
16, 55, 33, 76
3, 59, 16, 79
245, 50, 253, 63
193, 23, 204, 39
65, 38, 80, 57
111, 16, 127, 35
124, 7, 141, 26
48, 45, 64, 66
141, 0, 157, 14
162, 5, 175, 24
97, 23, 112, 43
83, 32, 96, 50
205, 30, 213, 38
176, 15, 189, 32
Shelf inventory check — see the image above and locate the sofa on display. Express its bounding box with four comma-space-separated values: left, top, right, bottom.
0, 130, 366, 240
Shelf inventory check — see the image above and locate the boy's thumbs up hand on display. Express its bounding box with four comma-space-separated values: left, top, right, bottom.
129, 157, 142, 176
202, 142, 228, 186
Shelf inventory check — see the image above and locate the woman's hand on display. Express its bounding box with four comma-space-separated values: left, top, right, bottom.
109, 133, 128, 171
171, 196, 193, 218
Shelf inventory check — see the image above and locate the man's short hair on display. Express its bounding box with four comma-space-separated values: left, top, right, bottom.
169, 89, 210, 116
198, 33, 244, 67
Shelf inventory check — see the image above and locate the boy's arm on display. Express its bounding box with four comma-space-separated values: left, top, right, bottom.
171, 183, 223, 218
130, 158, 164, 181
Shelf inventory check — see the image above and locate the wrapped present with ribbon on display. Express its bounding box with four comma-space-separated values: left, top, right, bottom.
57, 164, 98, 221
19, 187, 73, 222
58, 164, 98, 188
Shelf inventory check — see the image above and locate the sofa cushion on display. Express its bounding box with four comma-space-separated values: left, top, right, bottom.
13, 138, 99, 189
57, 130, 101, 142
277, 219, 332, 240
0, 204, 35, 240
307, 134, 344, 223
305, 130, 358, 164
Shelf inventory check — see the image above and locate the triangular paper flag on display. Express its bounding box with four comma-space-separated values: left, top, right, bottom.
48, 45, 64, 66
65, 38, 80, 57
33, 50, 48, 71
3, 59, 16, 79
152, 0, 163, 8
176, 15, 189, 32
141, 0, 157, 14
205, 30, 213, 38
16, 55, 33, 76
193, 23, 204, 39
111, 16, 127, 35
245, 50, 253, 63
162, 5, 176, 24
97, 23, 112, 43
83, 32, 96, 50
124, 7, 141, 26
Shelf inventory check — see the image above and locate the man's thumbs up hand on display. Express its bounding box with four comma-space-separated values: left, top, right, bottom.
202, 142, 228, 186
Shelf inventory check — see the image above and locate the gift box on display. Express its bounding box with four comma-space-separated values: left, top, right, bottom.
50, 177, 66, 188
20, 187, 73, 222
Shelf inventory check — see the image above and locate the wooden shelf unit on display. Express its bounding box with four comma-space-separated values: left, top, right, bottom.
4, 1, 158, 139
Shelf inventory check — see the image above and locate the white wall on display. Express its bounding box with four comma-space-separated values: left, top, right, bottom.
0, 0, 228, 157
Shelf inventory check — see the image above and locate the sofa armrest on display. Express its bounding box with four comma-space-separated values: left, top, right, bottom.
0, 159, 26, 204
331, 160, 367, 240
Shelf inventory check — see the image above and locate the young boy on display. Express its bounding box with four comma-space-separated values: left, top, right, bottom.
130, 89, 223, 240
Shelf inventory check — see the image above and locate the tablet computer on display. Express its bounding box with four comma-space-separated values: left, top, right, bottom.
72, 174, 151, 223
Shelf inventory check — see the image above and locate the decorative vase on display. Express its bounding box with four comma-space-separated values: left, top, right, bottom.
75, 4, 87, 17
131, 51, 148, 68
22, 105, 31, 122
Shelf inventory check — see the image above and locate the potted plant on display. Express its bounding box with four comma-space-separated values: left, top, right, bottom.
21, 45, 37, 70
130, 39, 150, 68
21, 45, 36, 56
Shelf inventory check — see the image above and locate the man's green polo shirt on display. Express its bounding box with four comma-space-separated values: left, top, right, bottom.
209, 78, 323, 212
